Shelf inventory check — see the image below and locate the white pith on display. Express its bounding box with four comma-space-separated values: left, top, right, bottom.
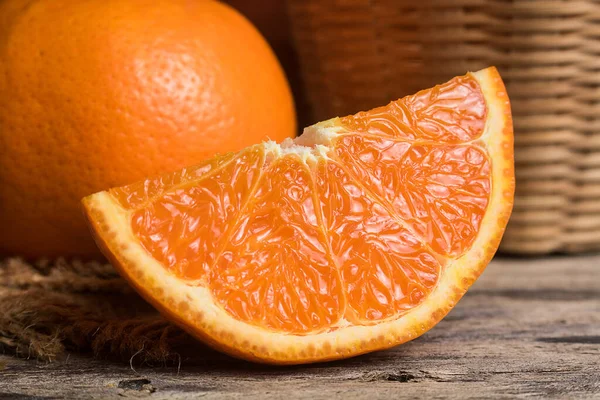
264, 119, 342, 162
84, 67, 513, 363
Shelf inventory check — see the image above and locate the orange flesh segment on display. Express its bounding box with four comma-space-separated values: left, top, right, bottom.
332, 136, 491, 256
109, 74, 491, 334
212, 156, 344, 333
314, 159, 440, 323
342, 74, 486, 143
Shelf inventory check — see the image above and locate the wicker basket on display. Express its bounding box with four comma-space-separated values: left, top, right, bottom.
287, 0, 600, 254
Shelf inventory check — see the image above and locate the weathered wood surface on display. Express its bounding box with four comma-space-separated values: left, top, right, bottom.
1, 255, 599, 399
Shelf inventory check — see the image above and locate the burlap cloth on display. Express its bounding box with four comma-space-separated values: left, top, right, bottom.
0, 257, 211, 364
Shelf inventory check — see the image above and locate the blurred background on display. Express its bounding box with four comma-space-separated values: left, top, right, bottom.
227, 0, 600, 256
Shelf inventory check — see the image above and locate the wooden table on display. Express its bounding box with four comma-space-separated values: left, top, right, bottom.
1, 255, 599, 399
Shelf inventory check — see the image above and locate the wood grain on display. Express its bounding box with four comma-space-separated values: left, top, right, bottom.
1, 255, 599, 399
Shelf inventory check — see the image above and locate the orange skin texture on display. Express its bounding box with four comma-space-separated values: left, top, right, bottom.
0, 0, 296, 259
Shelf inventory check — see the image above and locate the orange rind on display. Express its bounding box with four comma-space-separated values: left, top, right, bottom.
83, 67, 514, 364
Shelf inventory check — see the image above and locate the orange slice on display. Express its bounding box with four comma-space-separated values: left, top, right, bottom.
82, 67, 514, 364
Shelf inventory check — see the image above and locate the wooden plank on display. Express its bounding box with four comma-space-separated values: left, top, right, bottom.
1, 255, 599, 399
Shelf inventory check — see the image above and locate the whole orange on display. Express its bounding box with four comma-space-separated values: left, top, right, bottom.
0, 0, 296, 259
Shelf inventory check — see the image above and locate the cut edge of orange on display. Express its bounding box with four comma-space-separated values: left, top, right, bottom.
82, 67, 514, 364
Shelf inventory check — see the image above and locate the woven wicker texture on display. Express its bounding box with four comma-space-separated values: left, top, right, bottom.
287, 0, 600, 254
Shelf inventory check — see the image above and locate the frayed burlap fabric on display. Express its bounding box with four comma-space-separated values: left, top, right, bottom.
0, 258, 205, 364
